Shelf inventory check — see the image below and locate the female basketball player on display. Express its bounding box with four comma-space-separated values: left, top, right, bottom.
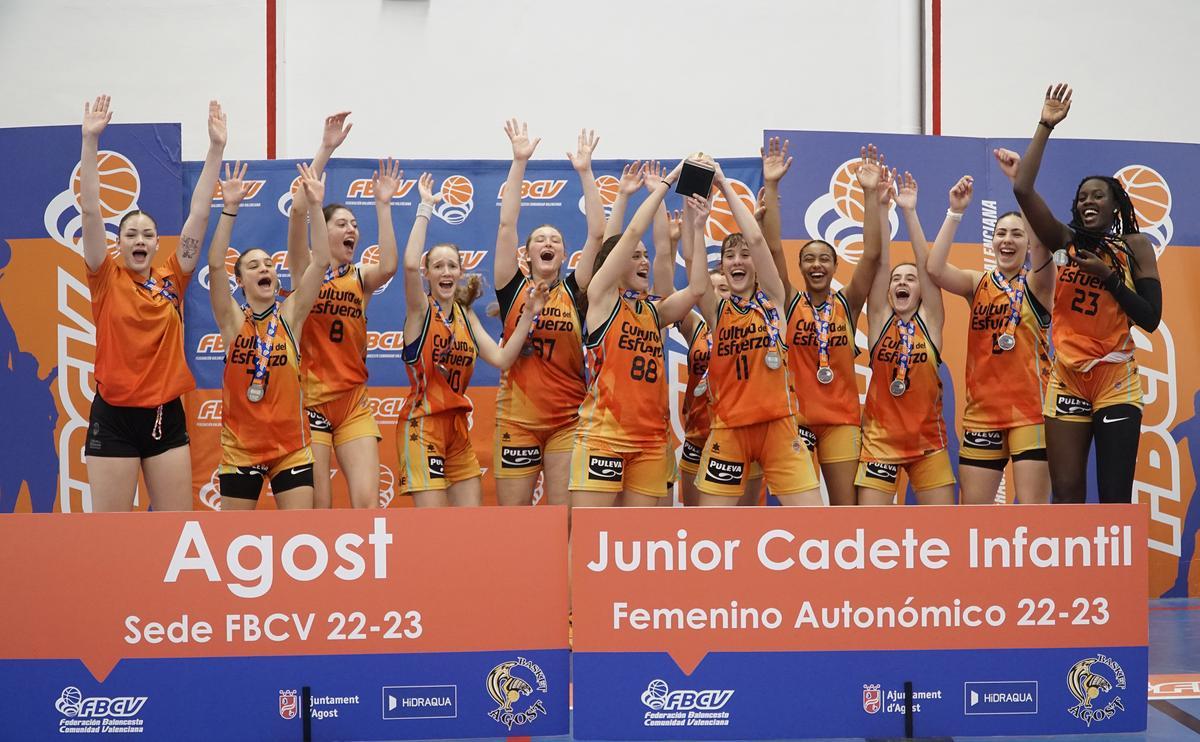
569, 159, 709, 507
1013, 83, 1162, 504
209, 162, 330, 510
81, 95, 226, 511
857, 171, 956, 505
286, 113, 399, 509
401, 173, 548, 507
927, 153, 1053, 505
492, 121, 605, 506
767, 141, 888, 506
691, 158, 822, 507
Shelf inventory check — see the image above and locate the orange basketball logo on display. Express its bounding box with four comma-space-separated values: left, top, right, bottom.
596, 175, 620, 207
441, 175, 474, 206
829, 159, 866, 223
275, 176, 304, 216
378, 464, 396, 508
360, 244, 381, 266
705, 179, 757, 244
1114, 165, 1171, 228
70, 151, 140, 219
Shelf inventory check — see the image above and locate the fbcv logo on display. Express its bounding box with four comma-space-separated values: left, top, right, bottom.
640, 679, 733, 711
55, 686, 147, 718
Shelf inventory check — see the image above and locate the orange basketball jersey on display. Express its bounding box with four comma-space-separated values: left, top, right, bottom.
681, 315, 712, 441
861, 311, 947, 462
396, 296, 478, 420
299, 265, 369, 406
963, 270, 1051, 430
785, 290, 860, 426
1053, 244, 1136, 372
221, 304, 309, 465
576, 297, 668, 449
495, 272, 586, 430
88, 254, 195, 407
707, 296, 798, 429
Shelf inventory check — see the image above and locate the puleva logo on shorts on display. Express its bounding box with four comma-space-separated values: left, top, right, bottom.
44, 151, 141, 258
579, 174, 620, 217
797, 426, 818, 451
501, 446, 542, 468
485, 657, 548, 730
55, 686, 148, 735
704, 457, 744, 485
498, 179, 568, 205
640, 679, 733, 727
1055, 394, 1092, 417
865, 462, 898, 483
862, 683, 882, 714
428, 455, 445, 478
279, 689, 299, 720
681, 441, 703, 465
803, 159, 899, 265
1113, 164, 1172, 258
1066, 654, 1126, 726
963, 431, 1003, 450
588, 455, 623, 482
435, 175, 474, 225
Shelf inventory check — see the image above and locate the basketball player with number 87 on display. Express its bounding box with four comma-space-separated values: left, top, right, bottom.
81, 95, 227, 512
208, 161, 331, 510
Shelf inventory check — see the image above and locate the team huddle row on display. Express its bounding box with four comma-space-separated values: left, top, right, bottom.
80, 84, 1162, 513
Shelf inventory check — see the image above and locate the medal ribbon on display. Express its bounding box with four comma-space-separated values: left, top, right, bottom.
141, 274, 179, 307
993, 269, 1027, 341
431, 297, 455, 367
323, 263, 352, 284
243, 303, 280, 388
893, 317, 916, 389
729, 288, 783, 352
621, 288, 661, 302
806, 293, 833, 373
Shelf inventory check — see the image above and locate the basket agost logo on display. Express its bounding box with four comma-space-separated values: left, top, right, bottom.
1113, 164, 1172, 258
1066, 654, 1126, 726
485, 657, 548, 730
435, 175, 475, 225
803, 158, 899, 264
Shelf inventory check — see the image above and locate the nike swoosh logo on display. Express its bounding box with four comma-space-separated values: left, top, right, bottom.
1101, 416, 1128, 424
289, 467, 312, 475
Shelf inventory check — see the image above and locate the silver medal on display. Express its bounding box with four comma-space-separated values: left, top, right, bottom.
997, 332, 1016, 351
1053, 248, 1070, 267
521, 342, 534, 357
693, 379, 708, 397
765, 349, 781, 370
817, 366, 834, 384
889, 378, 906, 397
246, 381, 265, 403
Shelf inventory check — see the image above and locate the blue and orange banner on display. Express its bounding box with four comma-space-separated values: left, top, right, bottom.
0, 506, 568, 740
572, 504, 1148, 738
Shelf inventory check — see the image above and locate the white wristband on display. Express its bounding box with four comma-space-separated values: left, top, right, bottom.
416, 203, 434, 220
946, 209, 964, 222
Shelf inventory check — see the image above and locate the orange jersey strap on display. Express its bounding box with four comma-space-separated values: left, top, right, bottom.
861, 310, 947, 461
398, 296, 478, 419
88, 253, 195, 407
964, 270, 1051, 430
1053, 244, 1136, 371
576, 296, 668, 448
300, 266, 369, 406
708, 297, 798, 428
221, 303, 308, 464
495, 271, 587, 429
786, 290, 860, 426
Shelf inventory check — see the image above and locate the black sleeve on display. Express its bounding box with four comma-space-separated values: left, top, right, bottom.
1103, 273, 1162, 332
564, 271, 585, 314
495, 271, 526, 324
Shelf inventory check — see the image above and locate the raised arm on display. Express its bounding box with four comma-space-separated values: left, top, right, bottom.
283, 163, 332, 333
567, 128, 604, 289
208, 162, 248, 342
362, 158, 403, 294
760, 137, 793, 299
495, 119, 540, 287
403, 174, 441, 336
79, 95, 114, 273
895, 172, 945, 333
603, 161, 642, 242
177, 101, 227, 273
656, 195, 712, 328
1012, 84, 1074, 252
865, 168, 896, 336
654, 209, 682, 299
469, 282, 549, 370
995, 147, 1054, 303
926, 175, 981, 300
844, 145, 889, 317
589, 160, 682, 302
289, 112, 353, 280
712, 159, 786, 308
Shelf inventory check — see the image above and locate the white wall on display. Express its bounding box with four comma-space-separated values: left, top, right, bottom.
0, 0, 1195, 162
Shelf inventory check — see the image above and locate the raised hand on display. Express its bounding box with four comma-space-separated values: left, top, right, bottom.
296, 162, 326, 205
207, 100, 227, 148
1041, 83, 1072, 128
220, 162, 250, 209
761, 137, 793, 184
993, 148, 1021, 183
686, 193, 712, 228
1068, 248, 1114, 278
504, 118, 540, 161
857, 143, 887, 191
876, 166, 897, 206
668, 209, 683, 245
322, 111, 353, 151
948, 175, 973, 212
754, 186, 767, 224
894, 171, 918, 211
618, 160, 644, 195
641, 160, 666, 192
526, 280, 550, 314
517, 248, 531, 277
566, 128, 599, 173
417, 172, 444, 206
373, 157, 404, 204
82, 95, 112, 139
